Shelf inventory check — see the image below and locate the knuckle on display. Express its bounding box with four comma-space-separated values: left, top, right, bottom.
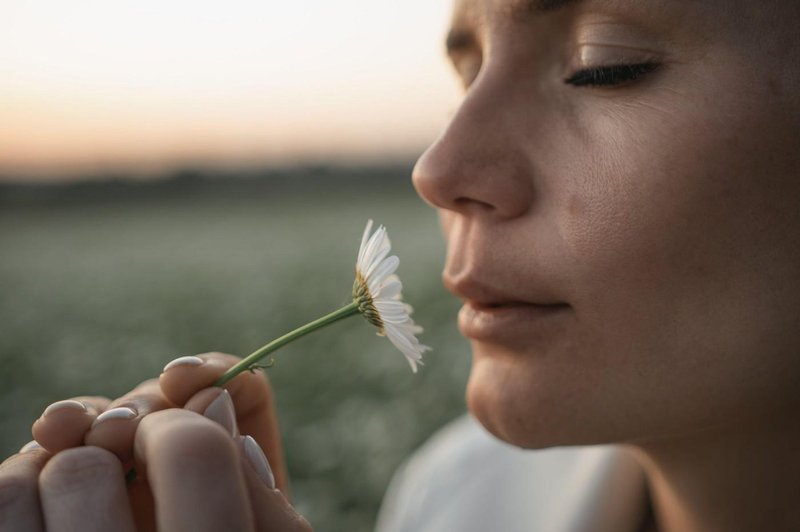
40, 447, 121, 495
126, 379, 161, 397
1, 452, 26, 468
69, 396, 112, 414
0, 472, 32, 510
0, 451, 48, 510
137, 378, 160, 389
112, 391, 162, 412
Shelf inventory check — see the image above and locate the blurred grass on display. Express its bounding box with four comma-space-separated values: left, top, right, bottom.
0, 171, 471, 531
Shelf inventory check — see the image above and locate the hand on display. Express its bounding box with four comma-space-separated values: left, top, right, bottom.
0, 353, 311, 531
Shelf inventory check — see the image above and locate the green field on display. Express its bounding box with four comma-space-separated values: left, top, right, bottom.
0, 171, 471, 531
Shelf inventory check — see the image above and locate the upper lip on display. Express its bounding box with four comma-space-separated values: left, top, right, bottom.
444, 273, 566, 308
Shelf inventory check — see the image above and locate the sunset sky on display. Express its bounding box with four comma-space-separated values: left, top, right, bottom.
0, 0, 461, 180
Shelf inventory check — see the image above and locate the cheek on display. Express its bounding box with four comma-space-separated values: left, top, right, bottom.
558, 60, 800, 432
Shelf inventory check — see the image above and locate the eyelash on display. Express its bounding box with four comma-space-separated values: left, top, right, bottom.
564, 62, 661, 88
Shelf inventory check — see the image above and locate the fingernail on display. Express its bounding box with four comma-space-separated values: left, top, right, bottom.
203, 389, 238, 437
43, 399, 87, 417
163, 355, 204, 372
242, 435, 275, 489
92, 407, 137, 428
19, 440, 42, 453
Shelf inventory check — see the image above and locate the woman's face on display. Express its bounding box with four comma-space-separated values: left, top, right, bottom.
413, 0, 800, 448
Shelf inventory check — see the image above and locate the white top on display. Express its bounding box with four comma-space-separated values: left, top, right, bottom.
375, 414, 649, 532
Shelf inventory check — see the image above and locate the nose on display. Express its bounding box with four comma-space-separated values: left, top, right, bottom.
412, 76, 535, 219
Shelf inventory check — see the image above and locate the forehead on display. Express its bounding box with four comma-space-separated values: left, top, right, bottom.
447, 0, 584, 52
447, 0, 702, 46
450, 0, 798, 28
451, 0, 577, 24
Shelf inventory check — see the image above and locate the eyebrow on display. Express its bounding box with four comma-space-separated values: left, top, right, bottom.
528, 0, 581, 13
446, 0, 582, 54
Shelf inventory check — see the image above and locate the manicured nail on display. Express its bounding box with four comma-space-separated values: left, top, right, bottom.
92, 407, 137, 428
163, 355, 204, 372
203, 389, 238, 437
19, 440, 42, 453
44, 400, 87, 417
243, 435, 275, 489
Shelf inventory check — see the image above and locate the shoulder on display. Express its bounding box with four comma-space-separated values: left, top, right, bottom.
375, 414, 647, 532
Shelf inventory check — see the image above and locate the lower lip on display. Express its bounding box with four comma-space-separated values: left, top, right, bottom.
458, 301, 570, 343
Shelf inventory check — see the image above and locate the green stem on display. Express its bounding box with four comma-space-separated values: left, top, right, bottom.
214, 301, 360, 386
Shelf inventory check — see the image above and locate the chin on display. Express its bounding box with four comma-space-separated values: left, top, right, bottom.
464, 345, 618, 450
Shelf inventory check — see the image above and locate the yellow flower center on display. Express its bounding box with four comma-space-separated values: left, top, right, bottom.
353, 270, 384, 333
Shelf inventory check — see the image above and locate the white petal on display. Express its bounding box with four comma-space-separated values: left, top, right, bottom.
387, 323, 420, 352
380, 314, 412, 326
393, 320, 424, 335
374, 299, 407, 314
363, 225, 387, 268
357, 220, 374, 267
358, 224, 384, 273
385, 317, 429, 372
385, 326, 424, 372
353, 220, 429, 373
364, 243, 392, 280
377, 278, 402, 300
375, 300, 411, 324
368, 255, 400, 293
379, 274, 404, 300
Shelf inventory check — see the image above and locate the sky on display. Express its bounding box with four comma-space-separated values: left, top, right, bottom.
0, 0, 461, 180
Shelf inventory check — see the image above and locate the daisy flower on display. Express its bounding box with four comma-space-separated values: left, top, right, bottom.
215, 220, 428, 385
353, 220, 429, 372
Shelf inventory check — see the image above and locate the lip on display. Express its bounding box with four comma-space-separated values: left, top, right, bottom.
458, 300, 570, 343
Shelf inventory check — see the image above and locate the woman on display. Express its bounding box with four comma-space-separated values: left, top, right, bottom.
3, 0, 799, 530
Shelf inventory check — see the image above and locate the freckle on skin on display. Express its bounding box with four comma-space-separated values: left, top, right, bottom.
567, 194, 585, 216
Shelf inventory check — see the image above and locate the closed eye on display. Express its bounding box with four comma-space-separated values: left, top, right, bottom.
564, 62, 661, 87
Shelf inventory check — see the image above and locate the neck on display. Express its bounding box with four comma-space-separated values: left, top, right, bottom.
625, 412, 800, 532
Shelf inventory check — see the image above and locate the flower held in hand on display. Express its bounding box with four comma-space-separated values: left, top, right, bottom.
215, 220, 429, 385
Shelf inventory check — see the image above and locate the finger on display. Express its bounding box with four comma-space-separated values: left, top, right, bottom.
160, 352, 289, 492
134, 409, 256, 532
127, 475, 156, 532
191, 393, 310, 531
32, 396, 110, 453
0, 446, 51, 532
39, 446, 135, 532
186, 387, 239, 437
84, 379, 175, 461
236, 435, 313, 532
159, 352, 253, 405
